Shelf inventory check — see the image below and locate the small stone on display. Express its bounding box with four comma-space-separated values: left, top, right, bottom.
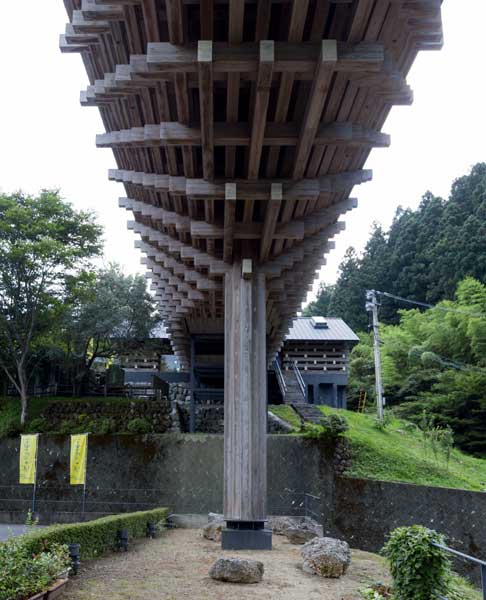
203, 521, 223, 541
209, 557, 264, 584
301, 537, 351, 578
208, 512, 224, 523
203, 514, 225, 541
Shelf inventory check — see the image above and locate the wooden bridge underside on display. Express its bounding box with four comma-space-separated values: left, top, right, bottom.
61, 0, 442, 369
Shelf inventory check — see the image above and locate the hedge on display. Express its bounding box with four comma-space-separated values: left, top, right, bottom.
18, 508, 169, 560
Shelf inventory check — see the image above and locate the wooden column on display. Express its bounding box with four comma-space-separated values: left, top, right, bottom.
223, 259, 270, 547
189, 336, 196, 433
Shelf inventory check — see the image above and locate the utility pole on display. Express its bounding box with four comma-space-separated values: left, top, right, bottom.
366, 290, 384, 421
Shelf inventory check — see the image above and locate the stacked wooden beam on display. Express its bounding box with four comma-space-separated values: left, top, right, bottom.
61, 0, 443, 366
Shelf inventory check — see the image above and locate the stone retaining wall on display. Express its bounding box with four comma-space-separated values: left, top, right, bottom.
41, 399, 172, 433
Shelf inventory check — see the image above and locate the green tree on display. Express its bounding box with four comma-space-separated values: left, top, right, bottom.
302, 283, 335, 316
62, 264, 161, 393
348, 277, 486, 455
0, 191, 102, 424
328, 247, 367, 330
325, 163, 486, 327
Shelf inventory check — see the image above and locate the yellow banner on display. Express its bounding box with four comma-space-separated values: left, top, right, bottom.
70, 434, 88, 485
19, 434, 38, 485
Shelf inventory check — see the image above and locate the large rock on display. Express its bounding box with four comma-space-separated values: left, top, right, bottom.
268, 516, 296, 535
269, 516, 322, 540
209, 558, 264, 584
301, 537, 351, 578
285, 527, 318, 545
281, 516, 322, 544
203, 514, 225, 542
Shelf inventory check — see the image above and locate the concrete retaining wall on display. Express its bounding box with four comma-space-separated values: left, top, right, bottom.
0, 434, 331, 521
325, 476, 486, 583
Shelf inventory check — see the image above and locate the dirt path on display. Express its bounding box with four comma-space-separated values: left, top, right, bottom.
63, 529, 390, 600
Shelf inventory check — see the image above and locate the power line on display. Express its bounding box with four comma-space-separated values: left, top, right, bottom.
366, 289, 486, 376
375, 290, 486, 320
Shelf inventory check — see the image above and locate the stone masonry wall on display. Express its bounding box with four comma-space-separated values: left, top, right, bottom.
42, 399, 172, 433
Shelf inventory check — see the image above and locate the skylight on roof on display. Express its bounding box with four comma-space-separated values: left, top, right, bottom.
311, 316, 328, 329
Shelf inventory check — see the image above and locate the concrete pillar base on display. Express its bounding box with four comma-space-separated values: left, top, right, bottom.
221, 526, 272, 550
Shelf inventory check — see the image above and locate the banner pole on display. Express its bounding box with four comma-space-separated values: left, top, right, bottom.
82, 480, 86, 513
82, 434, 88, 513
32, 434, 39, 515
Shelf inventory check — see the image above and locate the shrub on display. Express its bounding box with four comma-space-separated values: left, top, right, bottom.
88, 417, 115, 434
0, 536, 70, 600
301, 413, 349, 441
127, 417, 152, 434
19, 508, 168, 560
382, 525, 450, 600
58, 419, 75, 434
25, 418, 51, 433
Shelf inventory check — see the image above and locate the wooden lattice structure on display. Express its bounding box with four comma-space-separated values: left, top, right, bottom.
61, 0, 443, 548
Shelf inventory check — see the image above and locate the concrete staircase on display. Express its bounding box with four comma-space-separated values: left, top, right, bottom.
281, 369, 306, 404
291, 403, 324, 425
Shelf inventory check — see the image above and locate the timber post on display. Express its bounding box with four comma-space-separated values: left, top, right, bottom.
222, 259, 271, 549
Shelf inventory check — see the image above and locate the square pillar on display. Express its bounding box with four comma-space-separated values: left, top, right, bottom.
222, 260, 272, 550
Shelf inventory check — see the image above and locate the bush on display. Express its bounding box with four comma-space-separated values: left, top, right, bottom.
88, 417, 115, 434
127, 418, 152, 434
25, 417, 51, 433
19, 508, 168, 561
301, 413, 349, 441
382, 525, 450, 600
0, 536, 70, 600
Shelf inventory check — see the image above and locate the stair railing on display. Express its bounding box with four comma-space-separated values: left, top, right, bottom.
292, 361, 307, 402
273, 359, 287, 398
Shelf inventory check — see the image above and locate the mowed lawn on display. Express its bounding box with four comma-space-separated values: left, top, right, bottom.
269, 404, 486, 492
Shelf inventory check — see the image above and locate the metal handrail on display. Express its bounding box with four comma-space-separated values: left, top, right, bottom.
292, 361, 306, 401
431, 542, 486, 599
273, 359, 287, 397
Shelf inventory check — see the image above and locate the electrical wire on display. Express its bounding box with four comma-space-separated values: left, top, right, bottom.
369, 290, 486, 374
375, 290, 486, 320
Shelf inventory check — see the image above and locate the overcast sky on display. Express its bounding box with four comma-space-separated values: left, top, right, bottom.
0, 2, 484, 305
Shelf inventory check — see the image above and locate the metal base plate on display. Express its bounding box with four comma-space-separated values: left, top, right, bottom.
221, 528, 272, 550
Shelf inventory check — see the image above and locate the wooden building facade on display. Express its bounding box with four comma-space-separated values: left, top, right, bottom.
60, 0, 443, 548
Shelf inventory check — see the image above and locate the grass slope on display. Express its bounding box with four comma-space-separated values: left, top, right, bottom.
270, 404, 486, 492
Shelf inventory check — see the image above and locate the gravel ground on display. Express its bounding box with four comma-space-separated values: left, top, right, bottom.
62, 528, 390, 600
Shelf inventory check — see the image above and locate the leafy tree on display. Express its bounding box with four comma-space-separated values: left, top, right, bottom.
302, 283, 335, 316
322, 163, 486, 328
62, 264, 161, 393
0, 191, 102, 424
348, 278, 486, 455
328, 248, 368, 330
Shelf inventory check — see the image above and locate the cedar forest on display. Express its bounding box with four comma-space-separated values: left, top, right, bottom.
305, 163, 486, 456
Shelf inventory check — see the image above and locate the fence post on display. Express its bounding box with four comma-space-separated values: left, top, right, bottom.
481, 564, 486, 600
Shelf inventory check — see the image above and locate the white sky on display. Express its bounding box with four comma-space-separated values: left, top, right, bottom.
0, 2, 485, 305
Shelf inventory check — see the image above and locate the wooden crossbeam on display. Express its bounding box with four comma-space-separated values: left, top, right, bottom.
97, 122, 390, 149
144, 41, 384, 76
110, 168, 372, 199
131, 222, 228, 275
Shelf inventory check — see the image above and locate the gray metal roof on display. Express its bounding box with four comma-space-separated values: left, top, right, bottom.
285, 317, 359, 342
